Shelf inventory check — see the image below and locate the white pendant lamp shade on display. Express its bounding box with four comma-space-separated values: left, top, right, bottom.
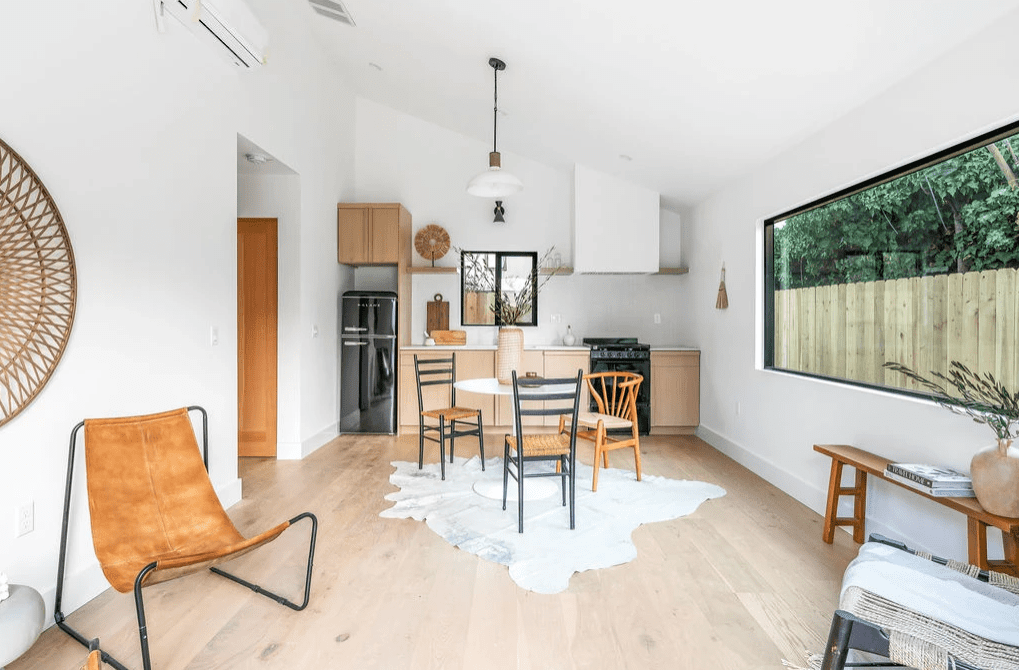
468, 58, 522, 198
467, 152, 523, 197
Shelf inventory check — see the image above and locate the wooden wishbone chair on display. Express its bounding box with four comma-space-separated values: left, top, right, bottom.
54, 407, 317, 670
563, 371, 643, 491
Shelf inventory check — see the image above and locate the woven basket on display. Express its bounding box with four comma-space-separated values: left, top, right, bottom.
496, 327, 524, 384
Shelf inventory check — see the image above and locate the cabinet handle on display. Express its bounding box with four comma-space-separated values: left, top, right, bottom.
344, 341, 367, 346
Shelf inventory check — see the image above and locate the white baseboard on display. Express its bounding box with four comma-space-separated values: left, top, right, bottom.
694, 423, 983, 559
217, 476, 243, 509
696, 423, 828, 514
278, 422, 338, 460
40, 477, 245, 629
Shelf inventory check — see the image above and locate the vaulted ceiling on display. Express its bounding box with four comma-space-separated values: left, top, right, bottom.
302, 0, 1019, 209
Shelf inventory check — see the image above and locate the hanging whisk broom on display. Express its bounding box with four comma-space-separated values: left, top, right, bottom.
716, 264, 729, 309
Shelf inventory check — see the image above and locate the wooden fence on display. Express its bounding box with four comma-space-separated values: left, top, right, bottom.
774, 268, 1019, 392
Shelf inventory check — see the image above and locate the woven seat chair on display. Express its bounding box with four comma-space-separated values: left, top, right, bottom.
415, 354, 484, 480
564, 371, 643, 491
821, 534, 1019, 670
54, 407, 317, 670
503, 370, 584, 533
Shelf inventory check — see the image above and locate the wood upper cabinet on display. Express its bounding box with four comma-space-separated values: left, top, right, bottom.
337, 203, 406, 265
650, 351, 700, 433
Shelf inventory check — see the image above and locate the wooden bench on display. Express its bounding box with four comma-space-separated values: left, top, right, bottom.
815, 443, 1019, 576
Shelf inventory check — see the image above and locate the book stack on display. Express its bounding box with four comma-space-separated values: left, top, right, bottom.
885, 463, 975, 497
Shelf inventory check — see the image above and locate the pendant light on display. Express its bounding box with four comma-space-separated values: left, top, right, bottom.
467, 57, 523, 198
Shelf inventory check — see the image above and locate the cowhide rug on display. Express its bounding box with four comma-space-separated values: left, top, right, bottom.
381, 455, 726, 594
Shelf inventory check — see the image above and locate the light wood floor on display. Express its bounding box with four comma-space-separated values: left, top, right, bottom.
13, 434, 860, 670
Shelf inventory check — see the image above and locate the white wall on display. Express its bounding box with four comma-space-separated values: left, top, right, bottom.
0, 0, 354, 619
684, 15, 1019, 560
354, 98, 689, 347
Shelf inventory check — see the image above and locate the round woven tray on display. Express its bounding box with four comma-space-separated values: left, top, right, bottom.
0, 138, 77, 427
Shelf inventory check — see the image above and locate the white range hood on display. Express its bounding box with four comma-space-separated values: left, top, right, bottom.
572, 164, 660, 274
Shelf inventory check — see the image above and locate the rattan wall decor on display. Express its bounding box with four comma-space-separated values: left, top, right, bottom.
414, 223, 450, 266
0, 138, 77, 427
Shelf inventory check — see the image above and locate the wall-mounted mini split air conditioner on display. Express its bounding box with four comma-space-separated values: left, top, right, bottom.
155, 0, 268, 69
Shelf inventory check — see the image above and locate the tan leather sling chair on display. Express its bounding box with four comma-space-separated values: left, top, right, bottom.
53, 407, 317, 670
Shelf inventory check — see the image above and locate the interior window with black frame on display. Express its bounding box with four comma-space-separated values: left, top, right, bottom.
764, 120, 1019, 397
460, 251, 539, 327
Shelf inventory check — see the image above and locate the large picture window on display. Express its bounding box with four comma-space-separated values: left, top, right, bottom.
764, 120, 1019, 397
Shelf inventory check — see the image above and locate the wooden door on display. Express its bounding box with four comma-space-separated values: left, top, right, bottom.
238, 218, 278, 457
337, 206, 369, 264
370, 207, 400, 263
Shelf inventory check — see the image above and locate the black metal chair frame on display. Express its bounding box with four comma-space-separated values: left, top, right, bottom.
53, 406, 318, 670
502, 370, 583, 533
821, 534, 985, 670
414, 354, 485, 480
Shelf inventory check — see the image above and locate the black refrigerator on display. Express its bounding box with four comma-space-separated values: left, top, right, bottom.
339, 290, 398, 434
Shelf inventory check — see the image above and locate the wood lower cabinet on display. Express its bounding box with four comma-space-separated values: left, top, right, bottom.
397, 349, 593, 434
541, 351, 589, 426
399, 350, 495, 433
337, 203, 405, 265
495, 351, 545, 427
650, 351, 700, 434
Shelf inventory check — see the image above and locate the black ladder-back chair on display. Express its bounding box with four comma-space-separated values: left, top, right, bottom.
503, 370, 583, 533
414, 354, 485, 480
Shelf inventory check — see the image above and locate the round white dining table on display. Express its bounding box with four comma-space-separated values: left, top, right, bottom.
453, 377, 575, 501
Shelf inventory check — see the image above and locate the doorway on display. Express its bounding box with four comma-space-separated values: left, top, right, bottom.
237, 217, 278, 457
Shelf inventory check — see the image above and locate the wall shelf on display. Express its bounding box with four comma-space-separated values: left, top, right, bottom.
406, 266, 457, 274
655, 267, 689, 275
539, 267, 573, 276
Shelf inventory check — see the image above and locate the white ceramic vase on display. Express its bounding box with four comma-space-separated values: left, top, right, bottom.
970, 439, 1019, 517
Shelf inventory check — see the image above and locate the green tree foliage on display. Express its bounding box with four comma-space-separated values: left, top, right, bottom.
774, 133, 1019, 290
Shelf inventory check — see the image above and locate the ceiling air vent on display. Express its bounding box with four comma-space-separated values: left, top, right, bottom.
308, 0, 356, 26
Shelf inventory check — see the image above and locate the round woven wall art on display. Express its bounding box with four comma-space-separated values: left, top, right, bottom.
0, 138, 77, 427
414, 223, 450, 264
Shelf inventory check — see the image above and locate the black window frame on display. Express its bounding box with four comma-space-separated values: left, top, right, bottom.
460, 250, 539, 327
763, 117, 1019, 395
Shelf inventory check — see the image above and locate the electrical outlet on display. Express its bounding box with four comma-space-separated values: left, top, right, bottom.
653, 313, 661, 324
209, 326, 219, 346
16, 501, 33, 537
550, 313, 563, 324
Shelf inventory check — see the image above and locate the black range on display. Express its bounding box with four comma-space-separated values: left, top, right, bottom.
583, 337, 651, 435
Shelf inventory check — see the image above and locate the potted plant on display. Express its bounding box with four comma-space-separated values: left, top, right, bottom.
884, 361, 1019, 516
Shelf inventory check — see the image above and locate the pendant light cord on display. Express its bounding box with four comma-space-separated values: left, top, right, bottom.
492, 64, 499, 154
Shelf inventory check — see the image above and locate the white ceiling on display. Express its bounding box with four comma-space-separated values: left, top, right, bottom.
299, 0, 1019, 209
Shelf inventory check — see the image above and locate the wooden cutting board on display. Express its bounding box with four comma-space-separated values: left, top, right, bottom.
431, 330, 466, 345
427, 293, 449, 334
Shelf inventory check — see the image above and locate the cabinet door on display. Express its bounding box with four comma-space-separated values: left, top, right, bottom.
338, 207, 370, 265
542, 352, 589, 426
651, 352, 700, 428
452, 351, 495, 428
496, 351, 545, 426
399, 352, 450, 429
370, 207, 400, 264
